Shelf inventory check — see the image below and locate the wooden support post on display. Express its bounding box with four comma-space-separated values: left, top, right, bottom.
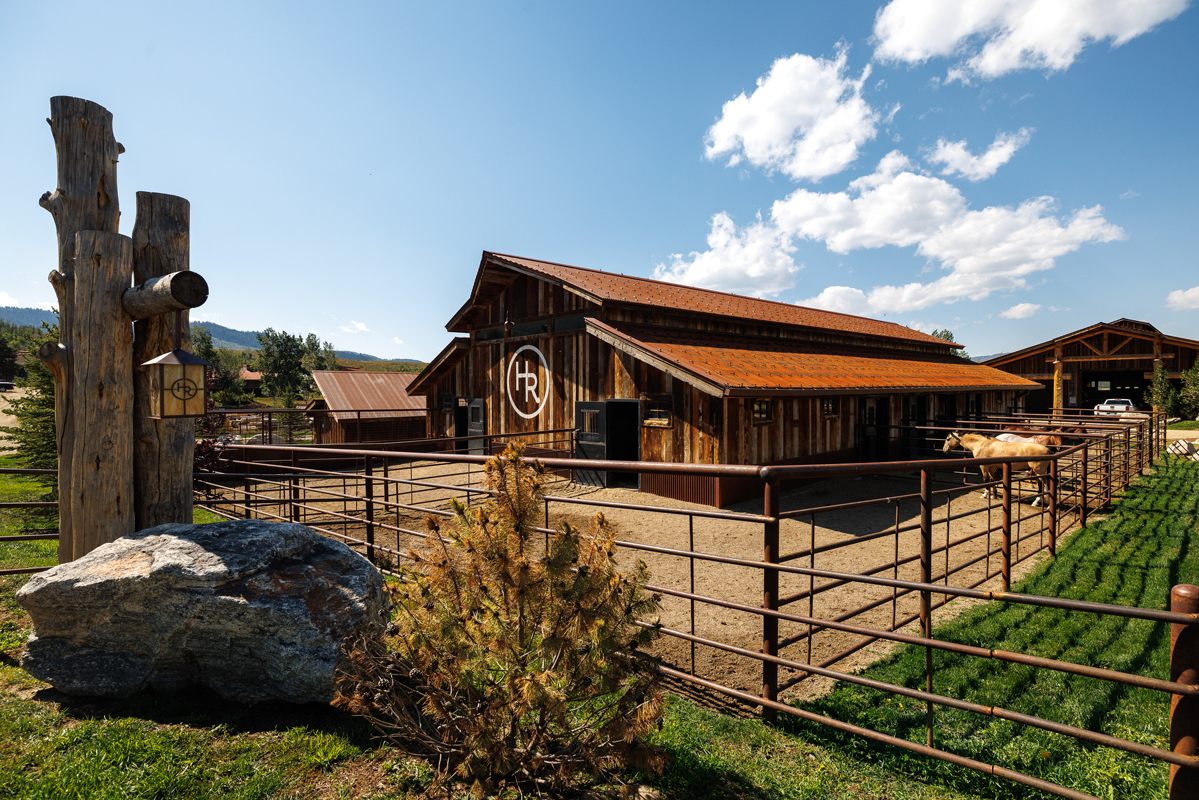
1052, 346, 1064, 413
66, 231, 136, 558
1171, 584, 1199, 800
131, 193, 198, 531
762, 477, 779, 724
38, 96, 123, 562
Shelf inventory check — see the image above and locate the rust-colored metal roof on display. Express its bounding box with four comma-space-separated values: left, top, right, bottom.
456, 252, 959, 349
311, 371, 426, 419
588, 320, 1040, 397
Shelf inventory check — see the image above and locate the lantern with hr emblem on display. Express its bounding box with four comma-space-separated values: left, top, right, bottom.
141, 310, 211, 418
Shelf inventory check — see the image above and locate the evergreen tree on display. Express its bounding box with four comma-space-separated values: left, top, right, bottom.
255, 328, 306, 404
0, 336, 16, 380
931, 328, 972, 361
1178, 363, 1199, 420
0, 322, 60, 500
191, 324, 248, 406
1144, 359, 1177, 415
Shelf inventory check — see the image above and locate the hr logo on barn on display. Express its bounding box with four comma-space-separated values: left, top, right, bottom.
507, 344, 549, 420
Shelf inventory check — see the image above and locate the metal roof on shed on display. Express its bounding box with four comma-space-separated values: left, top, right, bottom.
449, 252, 960, 349
311, 371, 426, 419
587, 320, 1040, 397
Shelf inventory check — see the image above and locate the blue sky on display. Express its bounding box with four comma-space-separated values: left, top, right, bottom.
1, 1, 1196, 361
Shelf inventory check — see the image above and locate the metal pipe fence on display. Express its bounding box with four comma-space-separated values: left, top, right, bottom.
187, 409, 1193, 799
2, 410, 1189, 797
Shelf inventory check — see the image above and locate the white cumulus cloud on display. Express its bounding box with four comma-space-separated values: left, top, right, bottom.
927, 128, 1033, 181
872, 0, 1189, 82
391, 336, 403, 345
1001, 302, 1042, 319
730, 152, 1123, 315
1167, 287, 1199, 310
339, 320, 370, 334
654, 212, 799, 298
705, 47, 879, 182
0, 291, 54, 310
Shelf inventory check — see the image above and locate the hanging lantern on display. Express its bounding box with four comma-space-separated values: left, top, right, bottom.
141, 310, 211, 419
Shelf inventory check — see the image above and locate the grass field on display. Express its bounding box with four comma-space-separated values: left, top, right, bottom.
0, 457, 1195, 798
1170, 420, 1199, 431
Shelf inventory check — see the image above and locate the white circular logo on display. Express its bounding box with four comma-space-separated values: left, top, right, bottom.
506, 344, 549, 420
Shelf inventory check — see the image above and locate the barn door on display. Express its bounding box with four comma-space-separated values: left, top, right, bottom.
861, 397, 881, 461
453, 398, 470, 454
467, 399, 486, 455
575, 402, 606, 486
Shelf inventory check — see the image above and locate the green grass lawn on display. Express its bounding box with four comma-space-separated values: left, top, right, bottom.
1169, 420, 1199, 431
0, 459, 1196, 799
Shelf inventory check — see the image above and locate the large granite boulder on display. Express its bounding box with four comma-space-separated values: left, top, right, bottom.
16, 520, 388, 704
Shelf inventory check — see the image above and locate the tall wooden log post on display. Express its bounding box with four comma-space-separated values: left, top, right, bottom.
130, 193, 199, 530
38, 97, 124, 563
39, 98, 208, 561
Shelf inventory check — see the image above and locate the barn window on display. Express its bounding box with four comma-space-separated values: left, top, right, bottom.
580, 409, 600, 435
752, 399, 773, 424
642, 394, 672, 428
821, 397, 840, 417
470, 405, 482, 424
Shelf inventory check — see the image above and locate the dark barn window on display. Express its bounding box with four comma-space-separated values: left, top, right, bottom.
822, 397, 840, 417
752, 399, 773, 424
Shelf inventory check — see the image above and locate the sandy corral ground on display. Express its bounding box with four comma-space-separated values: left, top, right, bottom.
0, 387, 25, 448
202, 451, 1070, 706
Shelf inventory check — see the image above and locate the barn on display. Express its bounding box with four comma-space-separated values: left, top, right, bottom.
982, 318, 1199, 413
409, 252, 1040, 505
309, 370, 428, 444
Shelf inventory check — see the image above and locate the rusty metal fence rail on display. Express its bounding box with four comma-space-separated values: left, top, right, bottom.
0, 467, 59, 577
190, 410, 1195, 799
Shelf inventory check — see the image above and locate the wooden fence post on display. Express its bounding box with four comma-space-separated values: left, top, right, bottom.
762, 476, 780, 724
38, 97, 123, 562
1171, 584, 1199, 800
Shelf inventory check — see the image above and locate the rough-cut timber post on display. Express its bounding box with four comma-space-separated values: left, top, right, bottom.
130, 193, 198, 531
69, 231, 135, 558
38, 97, 123, 563
1171, 584, 1199, 800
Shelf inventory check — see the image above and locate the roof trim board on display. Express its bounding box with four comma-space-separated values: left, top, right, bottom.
408, 337, 470, 396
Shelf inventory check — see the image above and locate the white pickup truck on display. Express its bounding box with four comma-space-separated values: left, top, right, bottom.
1094, 398, 1138, 416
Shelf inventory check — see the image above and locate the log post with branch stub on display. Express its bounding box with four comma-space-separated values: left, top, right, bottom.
69, 230, 135, 558
38, 96, 124, 563
130, 193, 202, 530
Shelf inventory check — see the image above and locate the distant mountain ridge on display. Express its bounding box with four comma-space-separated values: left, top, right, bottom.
0, 306, 57, 328
192, 321, 421, 363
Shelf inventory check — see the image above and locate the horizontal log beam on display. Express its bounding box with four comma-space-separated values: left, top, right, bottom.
122, 270, 208, 320
1048, 354, 1172, 363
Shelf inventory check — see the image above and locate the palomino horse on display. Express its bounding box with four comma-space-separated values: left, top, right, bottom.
942, 431, 1052, 506
996, 432, 1062, 448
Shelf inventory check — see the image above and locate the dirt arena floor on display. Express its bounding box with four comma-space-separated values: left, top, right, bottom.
203, 453, 1070, 706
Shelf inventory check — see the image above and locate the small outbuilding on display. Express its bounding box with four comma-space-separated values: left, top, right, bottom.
309, 371, 427, 444
409, 252, 1039, 505
982, 319, 1199, 412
